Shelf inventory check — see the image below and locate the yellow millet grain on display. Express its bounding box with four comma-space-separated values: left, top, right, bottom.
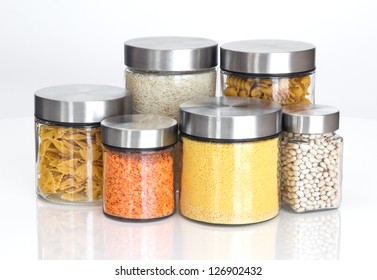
180, 136, 279, 224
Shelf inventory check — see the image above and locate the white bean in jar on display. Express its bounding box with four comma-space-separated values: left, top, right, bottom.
279, 131, 342, 212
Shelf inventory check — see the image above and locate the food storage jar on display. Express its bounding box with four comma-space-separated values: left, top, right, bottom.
35, 84, 131, 204
124, 36, 218, 121
220, 39, 316, 105
179, 97, 282, 225
279, 104, 343, 213
101, 114, 178, 220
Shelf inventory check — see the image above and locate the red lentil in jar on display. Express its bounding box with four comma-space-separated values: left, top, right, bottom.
101, 114, 178, 220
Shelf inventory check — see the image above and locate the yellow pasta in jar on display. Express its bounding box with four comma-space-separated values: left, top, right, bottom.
220, 39, 315, 106
223, 75, 313, 105
37, 125, 103, 203
34, 84, 130, 204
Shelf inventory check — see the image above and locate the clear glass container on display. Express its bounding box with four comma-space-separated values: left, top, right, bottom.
34, 84, 131, 204
220, 40, 315, 105
179, 97, 282, 225
101, 114, 178, 220
279, 104, 343, 213
124, 36, 218, 121
124, 37, 218, 192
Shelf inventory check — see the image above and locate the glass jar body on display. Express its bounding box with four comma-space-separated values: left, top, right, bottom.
125, 67, 217, 121
180, 135, 280, 225
279, 131, 343, 212
103, 145, 175, 220
221, 70, 315, 105
35, 118, 103, 204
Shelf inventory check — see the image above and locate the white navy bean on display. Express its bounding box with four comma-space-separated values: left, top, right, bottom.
279, 131, 342, 213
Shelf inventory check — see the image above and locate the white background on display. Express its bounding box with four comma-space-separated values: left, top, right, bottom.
1, 1, 377, 278
0, 0, 376, 120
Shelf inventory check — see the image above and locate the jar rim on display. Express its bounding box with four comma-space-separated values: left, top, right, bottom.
124, 36, 218, 71
220, 39, 315, 74
34, 84, 131, 124
101, 114, 178, 149
179, 97, 282, 140
282, 104, 340, 134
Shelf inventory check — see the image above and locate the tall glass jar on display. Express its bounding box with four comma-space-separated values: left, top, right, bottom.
35, 84, 131, 204
101, 114, 178, 221
279, 104, 343, 213
220, 40, 315, 105
179, 97, 282, 225
124, 36, 218, 192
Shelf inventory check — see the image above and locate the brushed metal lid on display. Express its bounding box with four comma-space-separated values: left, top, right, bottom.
179, 97, 281, 140
34, 84, 131, 124
124, 36, 218, 71
220, 39, 315, 75
101, 114, 178, 149
282, 104, 340, 134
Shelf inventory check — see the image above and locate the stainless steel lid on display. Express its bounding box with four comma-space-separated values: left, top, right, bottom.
220, 39, 315, 74
35, 84, 131, 124
124, 36, 218, 71
101, 114, 178, 149
180, 97, 281, 140
282, 104, 339, 134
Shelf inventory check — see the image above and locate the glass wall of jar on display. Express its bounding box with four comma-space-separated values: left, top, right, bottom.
35, 84, 131, 204
179, 97, 282, 225
220, 40, 316, 106
101, 114, 178, 221
279, 104, 343, 213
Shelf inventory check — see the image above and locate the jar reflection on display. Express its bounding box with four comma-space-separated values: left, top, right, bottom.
178, 215, 279, 259
277, 208, 341, 259
103, 217, 175, 259
36, 197, 104, 259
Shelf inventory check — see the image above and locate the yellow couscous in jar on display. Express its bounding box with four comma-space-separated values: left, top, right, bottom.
179, 97, 282, 225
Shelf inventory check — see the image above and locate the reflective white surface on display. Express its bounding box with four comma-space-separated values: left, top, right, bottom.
0, 117, 376, 260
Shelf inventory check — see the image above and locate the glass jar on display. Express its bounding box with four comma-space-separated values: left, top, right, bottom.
179, 97, 282, 225
124, 36, 218, 121
279, 104, 343, 213
35, 84, 131, 204
101, 114, 178, 220
220, 40, 316, 105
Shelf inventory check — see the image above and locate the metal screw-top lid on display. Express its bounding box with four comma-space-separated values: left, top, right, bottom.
124, 36, 218, 71
220, 39, 315, 75
35, 84, 131, 124
101, 114, 178, 149
179, 97, 281, 140
282, 104, 340, 134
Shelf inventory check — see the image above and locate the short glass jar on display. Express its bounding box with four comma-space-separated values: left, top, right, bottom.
179, 97, 282, 225
220, 40, 316, 105
35, 84, 131, 204
101, 114, 178, 221
124, 36, 218, 121
279, 104, 343, 213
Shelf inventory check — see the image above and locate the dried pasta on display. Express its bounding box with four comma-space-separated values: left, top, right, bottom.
37, 124, 103, 202
223, 75, 312, 105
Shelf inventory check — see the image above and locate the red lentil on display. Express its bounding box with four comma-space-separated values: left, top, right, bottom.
103, 146, 175, 220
